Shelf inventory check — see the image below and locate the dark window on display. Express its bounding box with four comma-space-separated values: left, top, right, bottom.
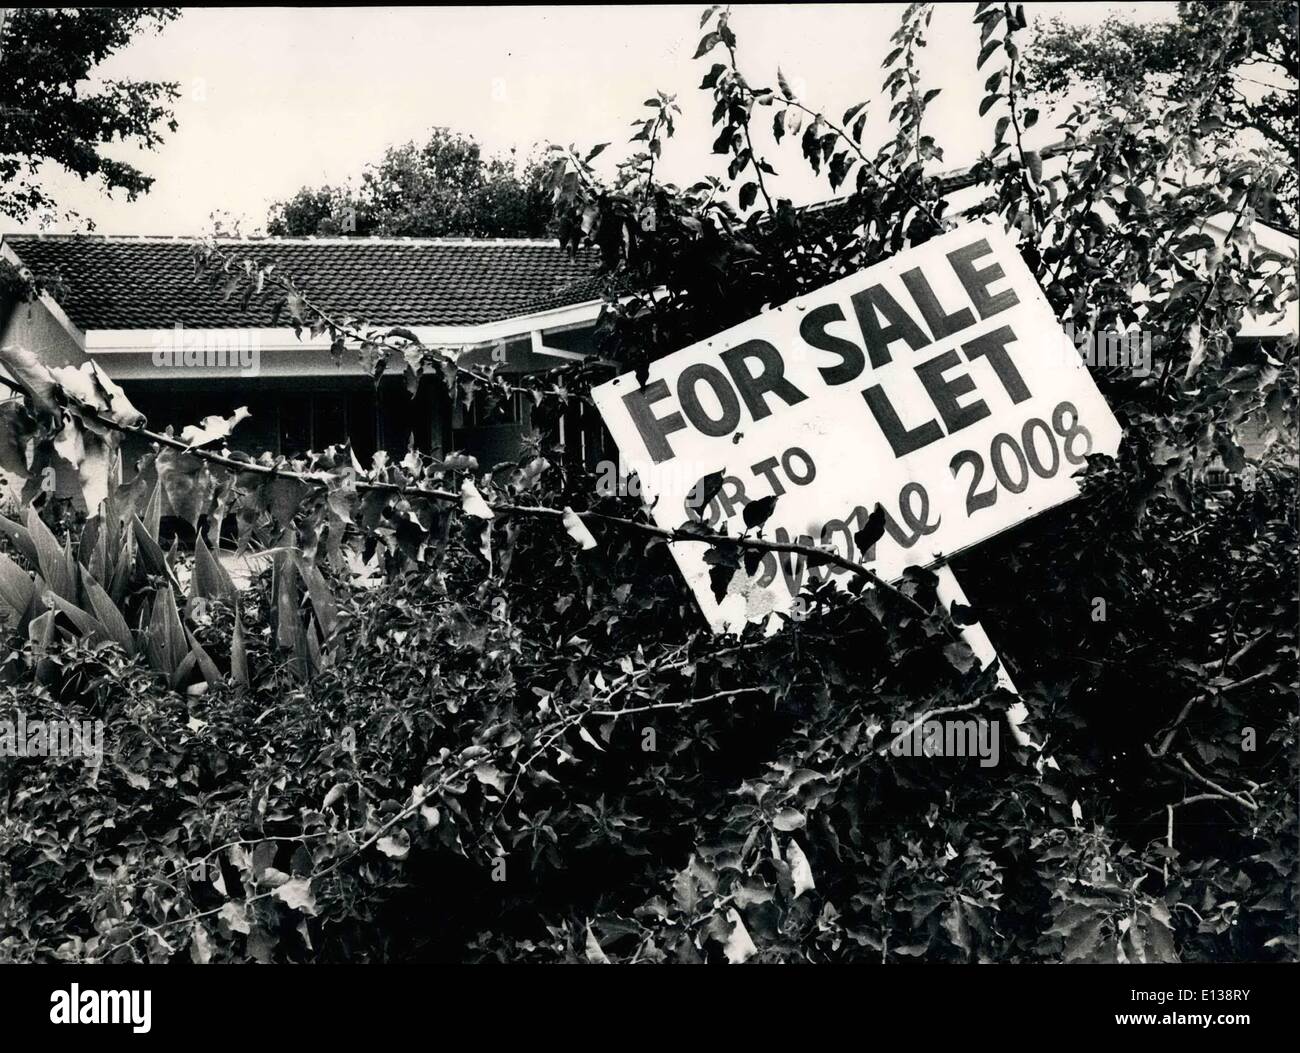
314, 396, 348, 451
348, 391, 378, 463
279, 396, 312, 456
461, 389, 527, 428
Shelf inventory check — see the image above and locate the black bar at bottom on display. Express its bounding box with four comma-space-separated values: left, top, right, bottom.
0, 961, 1292, 1040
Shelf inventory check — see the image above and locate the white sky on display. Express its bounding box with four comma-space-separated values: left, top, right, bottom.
14, 3, 1178, 236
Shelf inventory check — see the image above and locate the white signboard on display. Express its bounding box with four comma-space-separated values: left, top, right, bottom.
591, 221, 1122, 634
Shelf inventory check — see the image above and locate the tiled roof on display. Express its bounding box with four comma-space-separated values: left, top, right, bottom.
0, 234, 603, 331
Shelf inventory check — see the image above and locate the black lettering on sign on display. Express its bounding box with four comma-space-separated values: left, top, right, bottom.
897, 481, 941, 541
1021, 417, 1059, 477
900, 266, 975, 340
914, 349, 990, 435
946, 401, 1095, 517
946, 239, 1021, 319
622, 379, 686, 464
678, 363, 741, 437
750, 455, 786, 496
962, 325, 1031, 403
800, 303, 866, 386
719, 339, 808, 421
850, 284, 932, 369
950, 449, 997, 515
990, 432, 1029, 494
1052, 400, 1094, 463
781, 447, 817, 485
713, 474, 750, 521
862, 384, 944, 458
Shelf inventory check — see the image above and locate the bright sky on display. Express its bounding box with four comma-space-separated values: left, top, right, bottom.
16, 3, 1177, 236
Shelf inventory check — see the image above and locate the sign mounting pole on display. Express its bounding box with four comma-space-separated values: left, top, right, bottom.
933, 562, 1017, 694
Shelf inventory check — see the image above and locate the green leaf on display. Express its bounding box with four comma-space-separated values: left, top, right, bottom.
131, 514, 181, 590
294, 554, 340, 637
185, 626, 222, 686
192, 534, 237, 603
230, 605, 250, 688
26, 507, 76, 602
0, 549, 37, 628
460, 478, 495, 519
853, 504, 886, 555
949, 600, 980, 626
686, 470, 726, 519
584, 923, 611, 964
82, 572, 135, 653
561, 507, 598, 551
742, 494, 778, 530
721, 908, 758, 963
709, 563, 737, 603
693, 30, 721, 59
273, 877, 317, 916
377, 831, 410, 860
1063, 916, 1105, 962
0, 345, 60, 417
0, 513, 38, 566
943, 639, 978, 674
146, 584, 190, 681
787, 839, 815, 897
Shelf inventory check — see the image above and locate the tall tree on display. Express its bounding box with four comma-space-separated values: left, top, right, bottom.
0, 7, 181, 225
265, 127, 553, 238
1024, 2, 1298, 228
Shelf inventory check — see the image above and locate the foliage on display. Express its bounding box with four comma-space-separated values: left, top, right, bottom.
0, 7, 181, 226
1024, 1, 1298, 227
0, 2, 1296, 964
265, 127, 554, 238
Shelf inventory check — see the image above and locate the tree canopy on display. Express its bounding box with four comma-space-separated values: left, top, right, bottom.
0, 7, 180, 226
265, 127, 553, 238
1025, 1, 1298, 227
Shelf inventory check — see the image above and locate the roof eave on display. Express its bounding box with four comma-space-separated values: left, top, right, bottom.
82, 295, 610, 354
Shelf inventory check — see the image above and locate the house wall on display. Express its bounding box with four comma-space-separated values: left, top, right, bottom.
0, 294, 89, 506
0, 294, 87, 369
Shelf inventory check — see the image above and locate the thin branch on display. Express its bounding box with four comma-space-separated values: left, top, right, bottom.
1160, 751, 1259, 812
1150, 667, 1275, 757
722, 41, 776, 215
771, 95, 948, 234
0, 374, 933, 618
1005, 45, 1046, 232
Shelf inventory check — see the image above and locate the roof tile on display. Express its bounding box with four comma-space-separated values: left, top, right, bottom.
1, 235, 603, 331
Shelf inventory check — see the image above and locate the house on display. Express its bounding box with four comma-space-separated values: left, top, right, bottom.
0, 234, 613, 487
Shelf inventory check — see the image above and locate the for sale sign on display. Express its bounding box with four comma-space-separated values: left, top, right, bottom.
591, 220, 1123, 634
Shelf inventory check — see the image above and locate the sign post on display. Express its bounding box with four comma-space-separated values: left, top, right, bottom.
591, 220, 1122, 656
934, 562, 1016, 693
